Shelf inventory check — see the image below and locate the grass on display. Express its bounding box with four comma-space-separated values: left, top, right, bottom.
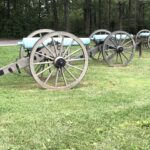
0, 46, 150, 149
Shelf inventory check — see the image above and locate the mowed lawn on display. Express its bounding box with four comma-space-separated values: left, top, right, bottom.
0, 46, 150, 150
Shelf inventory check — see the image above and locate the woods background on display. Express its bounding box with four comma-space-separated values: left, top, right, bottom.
0, 0, 150, 38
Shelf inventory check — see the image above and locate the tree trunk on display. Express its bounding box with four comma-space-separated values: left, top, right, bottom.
108, 0, 111, 30
128, 0, 131, 32
64, 0, 69, 31
7, 0, 10, 18
118, 1, 123, 30
13, 0, 16, 10
93, 0, 97, 29
137, 1, 145, 30
38, 0, 41, 28
142, 3, 145, 29
84, 0, 92, 35
134, 0, 137, 32
51, 0, 59, 30
98, 0, 102, 28
45, 0, 50, 14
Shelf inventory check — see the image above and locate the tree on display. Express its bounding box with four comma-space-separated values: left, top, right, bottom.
64, 0, 70, 31
0, 0, 150, 38
51, 0, 59, 30
84, 0, 92, 35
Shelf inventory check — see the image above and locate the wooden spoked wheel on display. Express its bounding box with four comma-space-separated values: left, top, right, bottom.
29, 31, 88, 90
89, 29, 111, 61
136, 29, 150, 49
19, 29, 54, 74
103, 31, 135, 67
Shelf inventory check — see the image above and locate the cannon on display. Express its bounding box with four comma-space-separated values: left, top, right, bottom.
135, 29, 150, 57
88, 29, 111, 61
136, 29, 150, 49
0, 29, 135, 89
88, 29, 135, 66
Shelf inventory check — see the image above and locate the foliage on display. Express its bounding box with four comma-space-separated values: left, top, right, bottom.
0, 0, 150, 38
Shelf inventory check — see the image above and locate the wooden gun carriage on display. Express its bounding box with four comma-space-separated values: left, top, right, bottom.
0, 29, 136, 89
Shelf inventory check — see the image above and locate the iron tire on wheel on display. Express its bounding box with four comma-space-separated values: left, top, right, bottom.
103, 31, 135, 67
29, 31, 88, 90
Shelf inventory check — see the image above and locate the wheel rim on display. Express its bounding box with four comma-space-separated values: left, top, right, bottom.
89, 29, 111, 61
30, 31, 88, 89
19, 29, 54, 74
103, 31, 135, 67
148, 35, 150, 49
136, 29, 150, 49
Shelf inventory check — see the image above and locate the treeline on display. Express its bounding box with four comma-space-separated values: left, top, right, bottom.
0, 0, 150, 38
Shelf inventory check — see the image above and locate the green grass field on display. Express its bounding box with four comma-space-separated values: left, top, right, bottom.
0, 46, 150, 150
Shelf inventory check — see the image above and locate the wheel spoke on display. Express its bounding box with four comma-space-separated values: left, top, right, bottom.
66, 63, 83, 71
40, 64, 46, 77
105, 51, 109, 56
65, 48, 82, 59
63, 39, 74, 57
97, 51, 102, 60
114, 34, 119, 45
123, 40, 132, 47
52, 37, 58, 57
119, 53, 123, 64
33, 61, 53, 65
121, 35, 128, 46
104, 48, 116, 53
39, 33, 42, 37
123, 51, 132, 55
61, 68, 67, 86
119, 34, 122, 45
35, 52, 53, 60
60, 36, 64, 56
66, 58, 85, 62
107, 52, 117, 61
64, 66, 77, 80
44, 69, 55, 84
109, 37, 117, 47
42, 43, 55, 57
123, 45, 133, 50
37, 64, 53, 76
55, 69, 59, 87
116, 53, 118, 63
121, 52, 129, 61
35, 65, 43, 73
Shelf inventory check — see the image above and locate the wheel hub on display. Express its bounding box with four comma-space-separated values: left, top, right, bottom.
117, 46, 124, 53
54, 57, 66, 68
